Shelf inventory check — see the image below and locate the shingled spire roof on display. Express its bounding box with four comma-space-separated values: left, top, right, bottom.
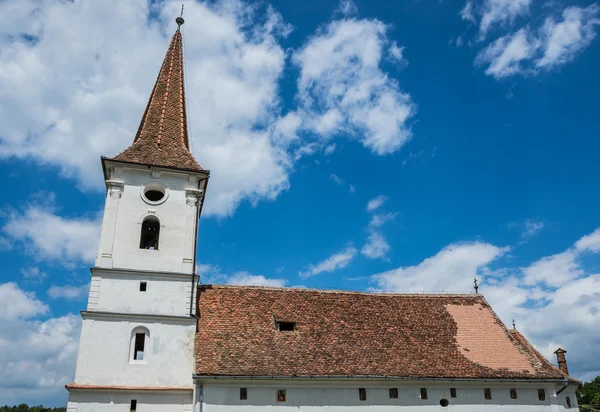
112, 24, 204, 172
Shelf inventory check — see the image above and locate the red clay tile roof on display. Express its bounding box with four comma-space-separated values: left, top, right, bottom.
195, 285, 572, 381
111, 29, 203, 172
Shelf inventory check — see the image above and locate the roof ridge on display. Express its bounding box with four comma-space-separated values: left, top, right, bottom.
198, 283, 482, 297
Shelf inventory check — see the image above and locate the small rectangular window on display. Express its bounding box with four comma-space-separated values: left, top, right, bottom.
389, 388, 398, 399
420, 388, 428, 400
277, 321, 296, 331
538, 389, 546, 401
450, 388, 457, 398
510, 388, 517, 399
130, 400, 137, 412
277, 389, 286, 402
484, 388, 492, 400
359, 388, 367, 401
140, 282, 147, 292
133, 333, 145, 360
240, 388, 247, 400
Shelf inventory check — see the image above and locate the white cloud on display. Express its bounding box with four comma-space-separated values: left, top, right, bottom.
479, 0, 531, 38
349, 184, 356, 193
476, 28, 536, 79
575, 227, 600, 252
471, 4, 599, 79
329, 173, 344, 185
361, 232, 391, 259
523, 219, 545, 238
523, 250, 581, 288
337, 0, 358, 16
299, 245, 357, 278
324, 143, 337, 155
537, 5, 600, 68
460, 1, 476, 23
0, 282, 48, 320
197, 264, 286, 287
372, 242, 508, 292
0, 282, 80, 406
366, 195, 388, 212
48, 284, 89, 300
368, 211, 398, 229
293, 17, 415, 155
2, 201, 101, 266
227, 272, 287, 287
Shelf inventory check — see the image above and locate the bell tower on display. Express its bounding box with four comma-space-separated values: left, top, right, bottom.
66, 17, 208, 412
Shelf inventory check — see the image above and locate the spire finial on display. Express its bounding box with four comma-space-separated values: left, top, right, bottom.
512, 319, 516, 329
176, 4, 185, 30
474, 277, 479, 294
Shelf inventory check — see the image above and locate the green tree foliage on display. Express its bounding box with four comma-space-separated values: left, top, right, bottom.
0, 405, 66, 412
578, 375, 600, 412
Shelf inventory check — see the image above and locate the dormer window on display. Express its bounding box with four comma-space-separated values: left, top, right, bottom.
277, 321, 296, 332
140, 218, 159, 250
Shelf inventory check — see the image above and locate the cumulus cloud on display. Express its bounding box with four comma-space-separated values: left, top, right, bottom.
472, 4, 599, 79
0, 282, 80, 406
2, 199, 101, 266
372, 242, 508, 292
362, 198, 396, 260
20, 266, 47, 282
298, 245, 357, 278
292, 16, 416, 155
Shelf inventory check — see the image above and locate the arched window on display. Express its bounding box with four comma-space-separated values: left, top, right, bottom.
140, 218, 159, 250
566, 396, 572, 408
130, 327, 150, 362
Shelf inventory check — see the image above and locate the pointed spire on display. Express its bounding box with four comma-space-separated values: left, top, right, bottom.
112, 18, 203, 172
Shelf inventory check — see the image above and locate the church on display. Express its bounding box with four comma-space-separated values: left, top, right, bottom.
65, 17, 580, 412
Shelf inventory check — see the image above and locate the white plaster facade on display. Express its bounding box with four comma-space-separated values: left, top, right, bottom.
67, 160, 207, 412
195, 380, 579, 411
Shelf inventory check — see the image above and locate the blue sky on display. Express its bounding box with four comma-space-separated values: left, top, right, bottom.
1, 0, 600, 406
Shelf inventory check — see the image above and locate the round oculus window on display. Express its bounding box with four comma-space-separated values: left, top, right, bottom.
440, 399, 450, 407
141, 181, 168, 205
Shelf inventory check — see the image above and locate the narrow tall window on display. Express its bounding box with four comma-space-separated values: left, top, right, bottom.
566, 396, 572, 408
130, 400, 137, 412
133, 333, 145, 360
389, 388, 398, 399
140, 218, 160, 250
359, 388, 367, 401
276, 389, 286, 402
450, 388, 457, 398
510, 388, 517, 399
240, 388, 247, 400
538, 389, 546, 401
484, 388, 492, 400
420, 388, 428, 400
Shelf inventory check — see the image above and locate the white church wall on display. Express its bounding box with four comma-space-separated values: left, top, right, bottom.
74, 317, 196, 388
88, 269, 196, 316
67, 390, 193, 412
199, 382, 579, 411
97, 166, 202, 274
